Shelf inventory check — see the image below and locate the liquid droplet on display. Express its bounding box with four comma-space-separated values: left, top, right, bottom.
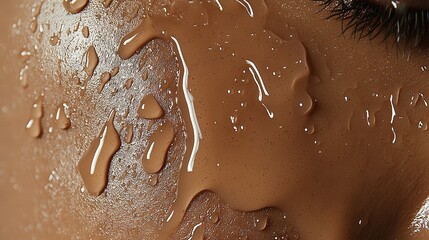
138, 95, 164, 119
49, 34, 59, 46
304, 124, 315, 134
85, 46, 99, 77
295, 92, 314, 115
142, 121, 174, 174
124, 123, 133, 144
19, 49, 32, 63
82, 26, 89, 38
142, 69, 148, 81
111, 66, 120, 77
148, 174, 158, 186
25, 96, 44, 138
78, 110, 121, 196
63, 0, 89, 14
418, 121, 428, 131
125, 78, 133, 89
255, 215, 268, 231
98, 72, 111, 93
54, 103, 71, 130
103, 0, 113, 8
19, 66, 29, 88
209, 209, 220, 224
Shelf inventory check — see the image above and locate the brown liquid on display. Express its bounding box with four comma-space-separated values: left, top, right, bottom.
138, 94, 164, 119
141, 121, 174, 174
83, 45, 99, 89
63, 0, 88, 14
82, 26, 89, 38
103, 0, 114, 8
115, 1, 429, 239
125, 78, 133, 89
78, 110, 121, 196
2, 0, 429, 239
98, 72, 112, 93
54, 103, 71, 130
25, 96, 44, 138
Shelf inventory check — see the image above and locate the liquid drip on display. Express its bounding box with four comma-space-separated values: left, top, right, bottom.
63, 0, 89, 14
98, 72, 111, 93
141, 121, 174, 174
82, 26, 89, 38
118, 1, 317, 239
54, 103, 71, 130
138, 95, 164, 119
78, 110, 121, 196
25, 96, 44, 138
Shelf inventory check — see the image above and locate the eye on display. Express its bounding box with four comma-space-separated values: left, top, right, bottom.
314, 0, 429, 49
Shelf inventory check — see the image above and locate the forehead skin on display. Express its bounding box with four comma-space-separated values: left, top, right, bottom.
1, 0, 429, 239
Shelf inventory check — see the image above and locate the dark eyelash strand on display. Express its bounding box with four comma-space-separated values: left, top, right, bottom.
314, 0, 429, 48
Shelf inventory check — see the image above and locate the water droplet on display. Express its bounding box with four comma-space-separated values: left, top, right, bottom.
103, 0, 113, 8
63, 0, 89, 14
418, 121, 428, 131
85, 46, 99, 77
82, 26, 89, 38
295, 92, 314, 115
19, 49, 32, 63
78, 110, 121, 196
125, 78, 133, 89
98, 72, 111, 93
148, 174, 158, 186
142, 121, 174, 174
138, 95, 164, 119
124, 124, 133, 144
25, 96, 44, 138
304, 124, 315, 134
142, 69, 148, 81
19, 66, 29, 88
255, 215, 268, 231
49, 34, 59, 46
209, 209, 220, 224
111, 66, 120, 77
29, 19, 37, 33
54, 103, 71, 130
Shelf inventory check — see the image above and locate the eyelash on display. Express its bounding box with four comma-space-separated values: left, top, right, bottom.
315, 0, 429, 48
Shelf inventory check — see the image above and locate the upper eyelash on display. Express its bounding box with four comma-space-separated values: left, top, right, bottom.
314, 0, 429, 48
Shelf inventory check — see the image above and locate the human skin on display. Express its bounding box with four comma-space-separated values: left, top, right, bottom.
2, 0, 429, 239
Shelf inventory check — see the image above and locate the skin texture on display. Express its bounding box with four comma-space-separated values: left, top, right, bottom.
2, 0, 429, 239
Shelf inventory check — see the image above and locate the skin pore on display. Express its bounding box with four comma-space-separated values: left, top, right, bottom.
2, 0, 429, 239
